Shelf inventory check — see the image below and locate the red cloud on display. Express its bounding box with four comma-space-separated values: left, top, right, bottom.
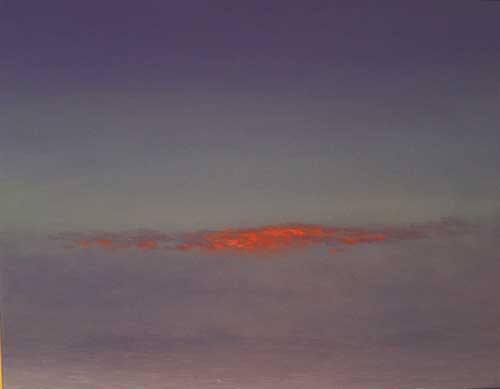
175, 225, 337, 253
50, 218, 475, 255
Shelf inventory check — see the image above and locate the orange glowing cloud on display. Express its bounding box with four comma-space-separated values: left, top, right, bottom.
135, 240, 158, 250
50, 218, 475, 255
175, 225, 338, 253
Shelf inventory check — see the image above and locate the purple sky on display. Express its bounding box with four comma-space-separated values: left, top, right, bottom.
1, 1, 500, 388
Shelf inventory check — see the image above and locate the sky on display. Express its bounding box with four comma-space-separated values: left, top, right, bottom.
1, 1, 500, 388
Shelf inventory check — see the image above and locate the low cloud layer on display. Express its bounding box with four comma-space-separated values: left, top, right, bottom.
3, 220, 499, 388
50, 217, 474, 254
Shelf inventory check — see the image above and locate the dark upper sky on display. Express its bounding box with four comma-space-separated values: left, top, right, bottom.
2, 1, 500, 79
1, 1, 500, 388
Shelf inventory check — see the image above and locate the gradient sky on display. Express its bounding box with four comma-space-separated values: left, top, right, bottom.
1, 1, 500, 388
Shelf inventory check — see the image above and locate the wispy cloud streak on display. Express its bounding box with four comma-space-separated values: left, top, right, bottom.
50, 218, 475, 254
